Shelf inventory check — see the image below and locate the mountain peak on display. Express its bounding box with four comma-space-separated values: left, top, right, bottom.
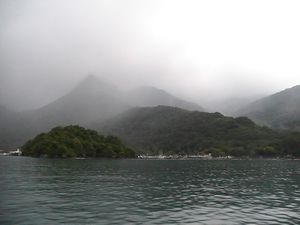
72, 75, 119, 95
78, 74, 105, 86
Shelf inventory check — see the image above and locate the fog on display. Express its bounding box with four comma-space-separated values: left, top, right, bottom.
1, 0, 300, 112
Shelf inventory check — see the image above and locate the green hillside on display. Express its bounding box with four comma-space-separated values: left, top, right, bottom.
99, 106, 300, 157
22, 125, 135, 158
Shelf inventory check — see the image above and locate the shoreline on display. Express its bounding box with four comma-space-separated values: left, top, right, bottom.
1, 154, 299, 160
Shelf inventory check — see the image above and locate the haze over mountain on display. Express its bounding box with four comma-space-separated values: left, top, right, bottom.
204, 96, 262, 116
31, 75, 203, 128
0, 75, 204, 149
1, 0, 300, 158
237, 85, 300, 130
0, 106, 20, 146
2, 0, 300, 113
2, 74, 300, 158
126, 86, 204, 111
31, 75, 129, 129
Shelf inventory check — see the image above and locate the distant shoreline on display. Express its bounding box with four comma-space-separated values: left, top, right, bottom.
1, 154, 299, 160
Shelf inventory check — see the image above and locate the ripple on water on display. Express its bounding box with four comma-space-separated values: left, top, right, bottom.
0, 157, 300, 224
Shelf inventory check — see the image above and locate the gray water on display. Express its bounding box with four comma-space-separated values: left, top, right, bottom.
0, 157, 299, 224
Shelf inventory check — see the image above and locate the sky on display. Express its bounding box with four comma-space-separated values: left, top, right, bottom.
1, 0, 300, 111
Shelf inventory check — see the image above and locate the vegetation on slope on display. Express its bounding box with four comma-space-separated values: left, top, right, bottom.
22, 125, 135, 158
238, 85, 300, 130
100, 106, 300, 157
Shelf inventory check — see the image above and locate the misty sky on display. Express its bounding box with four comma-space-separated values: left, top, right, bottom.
1, 0, 300, 111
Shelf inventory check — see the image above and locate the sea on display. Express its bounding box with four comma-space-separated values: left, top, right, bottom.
0, 156, 299, 224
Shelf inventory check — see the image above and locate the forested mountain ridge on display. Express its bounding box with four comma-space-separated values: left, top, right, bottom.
237, 85, 300, 130
98, 106, 300, 157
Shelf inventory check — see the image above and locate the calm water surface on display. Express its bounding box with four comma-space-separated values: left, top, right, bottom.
0, 157, 299, 224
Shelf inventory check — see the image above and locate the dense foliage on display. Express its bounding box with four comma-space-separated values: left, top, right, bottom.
100, 106, 300, 157
22, 125, 135, 158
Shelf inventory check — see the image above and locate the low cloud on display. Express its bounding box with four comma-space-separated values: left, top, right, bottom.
1, 0, 300, 111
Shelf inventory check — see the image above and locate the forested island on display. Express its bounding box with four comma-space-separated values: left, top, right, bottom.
21, 125, 136, 158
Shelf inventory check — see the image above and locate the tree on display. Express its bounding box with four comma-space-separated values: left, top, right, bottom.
22, 125, 136, 158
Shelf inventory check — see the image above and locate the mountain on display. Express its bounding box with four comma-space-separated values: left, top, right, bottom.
237, 85, 300, 130
31, 76, 204, 130
31, 77, 204, 131
98, 106, 282, 156
30, 75, 130, 130
0, 75, 130, 148
0, 75, 204, 149
125, 86, 204, 111
204, 96, 261, 116
0, 106, 33, 149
